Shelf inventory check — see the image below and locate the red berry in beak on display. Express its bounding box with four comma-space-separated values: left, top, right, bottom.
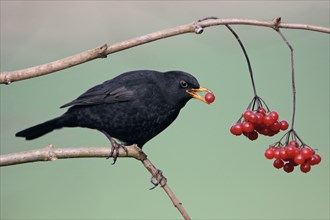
204, 92, 215, 104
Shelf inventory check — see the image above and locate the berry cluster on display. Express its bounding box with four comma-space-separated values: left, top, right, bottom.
224, 27, 323, 174
265, 140, 321, 173
230, 107, 289, 140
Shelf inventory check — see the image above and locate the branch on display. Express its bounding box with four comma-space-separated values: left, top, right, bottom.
1, 17, 329, 84
0, 144, 191, 220
0, 144, 140, 166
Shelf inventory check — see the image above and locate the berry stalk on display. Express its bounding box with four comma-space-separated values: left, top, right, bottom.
226, 25, 257, 97
276, 29, 296, 129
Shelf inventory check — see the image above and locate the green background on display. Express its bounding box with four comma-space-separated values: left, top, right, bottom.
1, 1, 329, 219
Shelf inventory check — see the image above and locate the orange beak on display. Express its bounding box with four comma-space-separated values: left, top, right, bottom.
186, 87, 212, 104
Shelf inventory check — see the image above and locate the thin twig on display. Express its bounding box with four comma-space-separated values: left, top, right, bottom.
141, 158, 191, 220
274, 19, 296, 129
225, 25, 257, 96
0, 144, 190, 219
1, 18, 329, 84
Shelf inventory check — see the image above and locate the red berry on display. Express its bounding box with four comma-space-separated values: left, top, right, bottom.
283, 163, 294, 173
301, 147, 314, 159
270, 121, 281, 132
230, 123, 243, 136
248, 113, 258, 123
279, 147, 288, 159
300, 162, 311, 173
243, 110, 253, 121
264, 115, 276, 126
287, 159, 299, 167
294, 153, 305, 165
294, 147, 301, 156
257, 107, 266, 116
309, 154, 321, 165
262, 128, 272, 136
289, 140, 299, 148
242, 121, 254, 133
308, 157, 316, 165
273, 148, 281, 159
246, 130, 258, 141
268, 130, 276, 137
255, 123, 266, 129
273, 159, 284, 169
280, 120, 289, 130
285, 145, 296, 158
255, 113, 264, 124
264, 147, 275, 159
204, 92, 215, 104
269, 111, 279, 121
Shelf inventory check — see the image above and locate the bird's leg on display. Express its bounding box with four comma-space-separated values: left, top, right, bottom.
149, 169, 167, 190
108, 138, 121, 165
102, 131, 128, 164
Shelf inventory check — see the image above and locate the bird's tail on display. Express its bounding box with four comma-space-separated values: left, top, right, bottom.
16, 116, 69, 140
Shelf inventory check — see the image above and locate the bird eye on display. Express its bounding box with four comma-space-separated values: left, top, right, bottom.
180, 80, 188, 88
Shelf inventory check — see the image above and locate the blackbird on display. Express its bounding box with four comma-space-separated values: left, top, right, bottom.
16, 70, 211, 157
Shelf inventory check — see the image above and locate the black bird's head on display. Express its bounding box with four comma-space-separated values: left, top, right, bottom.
162, 71, 212, 107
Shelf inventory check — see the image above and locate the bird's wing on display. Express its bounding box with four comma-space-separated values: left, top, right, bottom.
60, 85, 135, 108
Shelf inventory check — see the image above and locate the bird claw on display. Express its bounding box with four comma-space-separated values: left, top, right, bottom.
106, 138, 128, 165
149, 169, 167, 190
